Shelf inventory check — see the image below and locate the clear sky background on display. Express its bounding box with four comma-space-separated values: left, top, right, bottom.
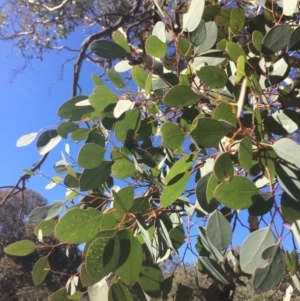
0, 30, 97, 201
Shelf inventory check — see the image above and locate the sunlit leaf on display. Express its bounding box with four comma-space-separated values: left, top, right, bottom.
145, 36, 167, 58
117, 236, 143, 286
29, 201, 65, 222
16, 132, 38, 147
261, 24, 292, 55
37, 130, 61, 155
197, 66, 228, 89
32, 256, 50, 285
190, 117, 228, 147
4, 240, 36, 256
207, 210, 232, 250
90, 40, 128, 59
55, 208, 102, 244
78, 143, 105, 169
240, 228, 275, 274
112, 31, 130, 52
253, 244, 285, 292
214, 176, 258, 209
183, 0, 205, 32
86, 236, 120, 284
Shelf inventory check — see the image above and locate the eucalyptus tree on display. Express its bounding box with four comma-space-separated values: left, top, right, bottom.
4, 0, 300, 300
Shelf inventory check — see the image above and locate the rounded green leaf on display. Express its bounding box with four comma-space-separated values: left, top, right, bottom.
90, 40, 128, 59
253, 245, 285, 292
57, 122, 79, 138
190, 117, 228, 147
4, 240, 36, 256
289, 26, 300, 51
214, 176, 258, 209
163, 85, 200, 108
115, 109, 141, 141
108, 282, 133, 301
55, 208, 102, 244
230, 7, 244, 34
226, 42, 246, 62
169, 225, 185, 250
248, 194, 274, 216
107, 69, 125, 89
89, 86, 118, 112
78, 143, 105, 169
145, 35, 167, 58
117, 236, 143, 286
79, 161, 112, 191
165, 152, 198, 185
32, 256, 50, 285
112, 31, 130, 52
29, 201, 65, 222
86, 236, 120, 282
91, 73, 104, 86
216, 8, 231, 27
36, 130, 61, 155
161, 173, 190, 208
178, 38, 192, 58
213, 102, 237, 125
239, 136, 253, 170
132, 66, 148, 89
236, 55, 245, 82
197, 66, 228, 89
57, 95, 94, 121
273, 138, 300, 169
161, 122, 185, 149
196, 173, 219, 214
71, 128, 89, 142
139, 265, 164, 298
261, 24, 292, 55
252, 30, 263, 52
112, 159, 135, 179
207, 210, 232, 250
34, 219, 56, 237
213, 152, 234, 182
240, 227, 275, 274
189, 19, 206, 46
86, 126, 106, 147
49, 288, 68, 301
195, 21, 218, 53
281, 191, 300, 224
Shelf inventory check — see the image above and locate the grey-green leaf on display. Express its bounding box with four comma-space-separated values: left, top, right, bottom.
206, 210, 232, 250
29, 201, 65, 222
240, 228, 275, 274
90, 40, 128, 59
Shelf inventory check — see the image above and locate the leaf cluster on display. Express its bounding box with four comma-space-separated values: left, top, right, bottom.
5, 0, 300, 300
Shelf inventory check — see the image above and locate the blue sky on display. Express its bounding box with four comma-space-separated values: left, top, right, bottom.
0, 32, 95, 200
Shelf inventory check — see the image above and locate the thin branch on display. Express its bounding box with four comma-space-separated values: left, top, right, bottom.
41, 0, 71, 12
72, 0, 142, 96
0, 152, 49, 207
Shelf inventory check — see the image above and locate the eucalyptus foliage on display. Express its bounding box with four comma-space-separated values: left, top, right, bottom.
6, 0, 300, 300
